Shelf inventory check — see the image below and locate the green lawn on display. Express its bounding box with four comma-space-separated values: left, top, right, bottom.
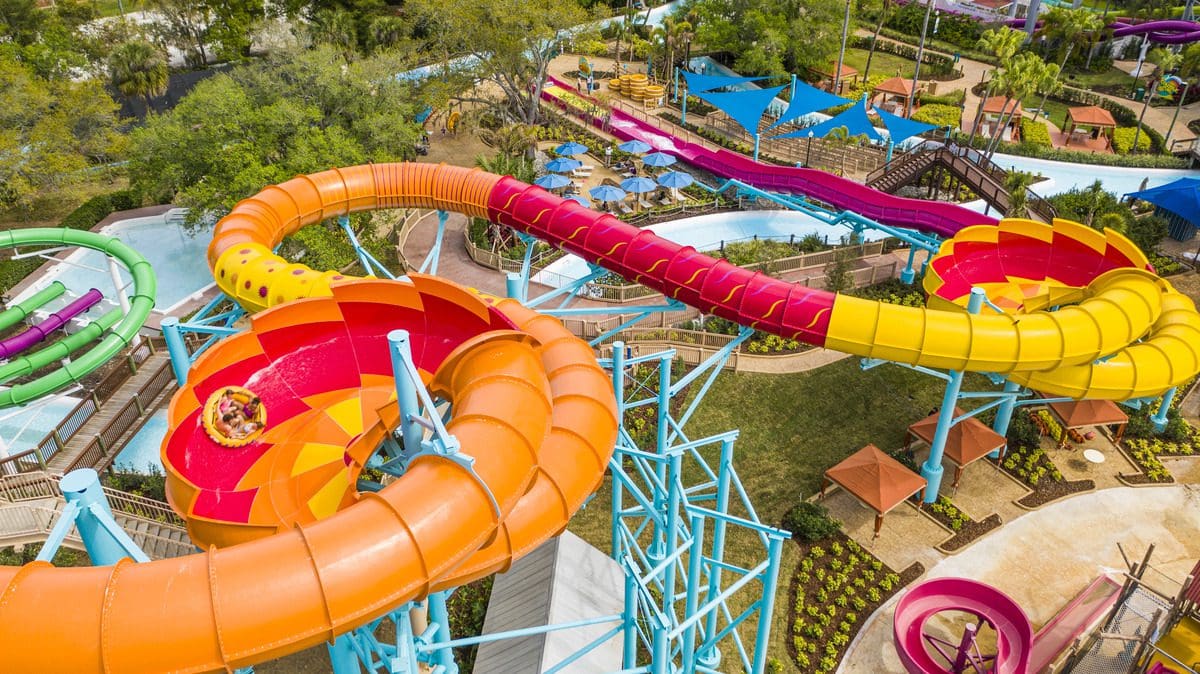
840, 46, 917, 81
1063, 67, 1137, 93
569, 358, 991, 671
90, 0, 148, 19
1020, 95, 1073, 131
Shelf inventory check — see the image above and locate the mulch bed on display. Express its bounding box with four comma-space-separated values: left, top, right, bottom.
1118, 472, 1175, 486
786, 532, 923, 673
1016, 478, 1094, 508
937, 513, 1002, 552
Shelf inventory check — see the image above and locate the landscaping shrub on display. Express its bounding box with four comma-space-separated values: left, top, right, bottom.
911, 104, 961, 129
1112, 127, 1153, 154
918, 89, 966, 107
103, 466, 167, 502
782, 502, 841, 543
1020, 118, 1052, 148
885, 2, 983, 50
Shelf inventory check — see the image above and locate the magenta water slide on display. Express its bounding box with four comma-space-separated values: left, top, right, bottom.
544, 77, 994, 238
893, 577, 1033, 674
0, 288, 103, 360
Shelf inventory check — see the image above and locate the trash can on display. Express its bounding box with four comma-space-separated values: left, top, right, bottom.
1134, 86, 1146, 102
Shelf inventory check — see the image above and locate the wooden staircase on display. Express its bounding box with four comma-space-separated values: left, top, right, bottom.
867, 143, 1057, 223
0, 472, 194, 560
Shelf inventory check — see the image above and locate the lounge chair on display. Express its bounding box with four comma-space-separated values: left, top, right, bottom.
618, 202, 633, 215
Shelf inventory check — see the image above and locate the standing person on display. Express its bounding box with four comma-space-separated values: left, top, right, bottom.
604, 145, 613, 166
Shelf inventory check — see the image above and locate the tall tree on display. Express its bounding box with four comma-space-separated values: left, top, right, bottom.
108, 40, 169, 112
150, 0, 212, 67
1003, 170, 1037, 218
408, 0, 589, 125
862, 0, 893, 80
985, 53, 1059, 158
1031, 7, 1103, 121
689, 0, 842, 76
967, 27, 1023, 147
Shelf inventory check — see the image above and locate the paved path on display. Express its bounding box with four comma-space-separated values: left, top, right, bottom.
839, 484, 1200, 673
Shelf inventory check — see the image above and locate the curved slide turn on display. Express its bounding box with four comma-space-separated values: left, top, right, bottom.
894, 577, 1034, 674
2, 162, 1198, 672
0, 288, 103, 360
1009, 17, 1200, 44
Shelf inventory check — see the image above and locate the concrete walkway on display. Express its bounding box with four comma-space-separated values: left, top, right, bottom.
839, 484, 1200, 673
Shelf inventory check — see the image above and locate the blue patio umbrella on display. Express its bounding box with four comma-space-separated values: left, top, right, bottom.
535, 173, 573, 190
589, 185, 627, 202
642, 152, 676, 168
621, 177, 658, 194
545, 157, 583, 173
657, 171, 694, 189
566, 194, 592, 208
554, 141, 589, 156
618, 139, 652, 154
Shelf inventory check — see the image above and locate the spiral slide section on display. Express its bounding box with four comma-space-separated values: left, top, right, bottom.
541, 78, 994, 237
3, 162, 1198, 672
0, 229, 154, 407
0, 288, 103, 359
894, 577, 1034, 674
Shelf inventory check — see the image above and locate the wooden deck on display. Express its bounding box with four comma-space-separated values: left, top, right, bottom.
46, 349, 175, 474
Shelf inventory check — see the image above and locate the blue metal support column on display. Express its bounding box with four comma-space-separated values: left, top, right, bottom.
427, 590, 458, 674
1151, 386, 1178, 432
59, 469, 146, 565
886, 140, 895, 164
753, 133, 761, 162
681, 89, 688, 125
649, 353, 672, 564
990, 380, 1022, 458
339, 215, 375, 276
751, 534, 787, 674
419, 210, 450, 275
505, 272, 524, 304
900, 246, 919, 284
327, 635, 362, 674
161, 316, 190, 386
921, 288, 984, 503
388, 330, 425, 455
611, 341, 627, 560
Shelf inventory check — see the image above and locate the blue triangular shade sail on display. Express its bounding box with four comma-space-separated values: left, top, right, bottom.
1127, 177, 1200, 226
873, 107, 938, 145
682, 71, 768, 94
695, 85, 789, 137
772, 99, 883, 142
771, 80, 852, 129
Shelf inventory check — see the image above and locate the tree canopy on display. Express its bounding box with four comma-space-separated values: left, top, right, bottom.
126, 46, 427, 224
686, 0, 843, 77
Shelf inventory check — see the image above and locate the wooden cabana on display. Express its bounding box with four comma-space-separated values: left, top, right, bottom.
905, 407, 1007, 490
872, 77, 916, 116
1046, 399, 1129, 444
1063, 106, 1116, 148
821, 444, 926, 537
980, 96, 1022, 141
814, 64, 859, 95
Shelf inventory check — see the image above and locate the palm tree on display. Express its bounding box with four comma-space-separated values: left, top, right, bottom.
653, 15, 693, 82
478, 124, 539, 159
312, 9, 358, 57
825, 125, 867, 175
1095, 211, 1129, 234
967, 27, 1024, 147
863, 0, 893, 80
833, 0, 853, 95
1031, 7, 1103, 122
108, 40, 169, 113
985, 54, 1059, 158
905, 0, 938, 118
1003, 170, 1037, 218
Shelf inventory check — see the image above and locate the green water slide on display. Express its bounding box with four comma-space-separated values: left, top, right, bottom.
0, 282, 66, 332
0, 228, 155, 407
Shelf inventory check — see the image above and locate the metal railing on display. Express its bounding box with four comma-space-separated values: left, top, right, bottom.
65, 358, 175, 474
0, 471, 185, 528
0, 501, 193, 559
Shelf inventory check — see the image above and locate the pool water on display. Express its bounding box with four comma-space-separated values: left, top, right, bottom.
0, 394, 81, 455
12, 211, 215, 317
113, 409, 167, 474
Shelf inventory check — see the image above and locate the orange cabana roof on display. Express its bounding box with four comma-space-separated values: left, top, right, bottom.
982, 96, 1022, 116
817, 63, 859, 79
907, 407, 1006, 468
1047, 399, 1128, 428
874, 76, 915, 98
1067, 105, 1117, 128
824, 444, 926, 514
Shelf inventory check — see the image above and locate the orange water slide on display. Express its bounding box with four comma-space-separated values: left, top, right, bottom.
0, 163, 618, 672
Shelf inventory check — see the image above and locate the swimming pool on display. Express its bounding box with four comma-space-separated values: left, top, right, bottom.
534, 210, 888, 288
11, 211, 215, 317
112, 409, 167, 474
0, 394, 82, 455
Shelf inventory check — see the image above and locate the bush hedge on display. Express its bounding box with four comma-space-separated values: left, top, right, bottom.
911, 104, 961, 128
918, 89, 965, 107
782, 502, 841, 543
1020, 118, 1052, 148
1112, 127, 1153, 154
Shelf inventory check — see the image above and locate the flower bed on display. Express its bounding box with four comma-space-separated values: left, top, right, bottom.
995, 411, 1093, 507
787, 536, 922, 673
919, 496, 1001, 552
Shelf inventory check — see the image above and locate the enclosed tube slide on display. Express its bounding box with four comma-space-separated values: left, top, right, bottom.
0, 309, 123, 386
540, 78, 994, 237
0, 281, 65, 332
0, 229, 154, 407
0, 288, 103, 359
1008, 17, 1200, 44
894, 577, 1033, 674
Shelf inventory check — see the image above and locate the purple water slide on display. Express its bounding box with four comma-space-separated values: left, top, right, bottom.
1008, 17, 1200, 44
0, 288, 103, 360
893, 577, 1033, 674
544, 77, 994, 238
